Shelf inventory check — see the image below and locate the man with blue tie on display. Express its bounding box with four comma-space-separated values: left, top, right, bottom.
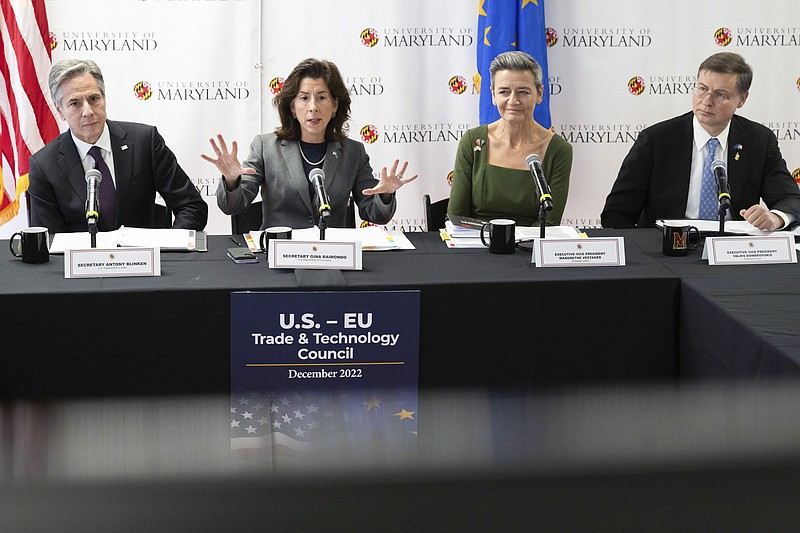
601, 52, 800, 230
28, 59, 207, 233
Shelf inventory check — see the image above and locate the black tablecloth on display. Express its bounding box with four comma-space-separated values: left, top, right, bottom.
0, 231, 680, 398
603, 229, 800, 377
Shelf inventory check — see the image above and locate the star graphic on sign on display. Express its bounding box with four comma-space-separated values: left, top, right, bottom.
282, 414, 292, 423
242, 411, 253, 419
478, 0, 486, 16
272, 420, 282, 429
295, 427, 306, 438
245, 425, 257, 434
270, 404, 280, 413
238, 398, 249, 406
364, 396, 382, 411
293, 410, 305, 420
522, 0, 539, 7
393, 408, 415, 421
231, 419, 241, 428
484, 26, 492, 46
306, 403, 319, 413
258, 416, 269, 426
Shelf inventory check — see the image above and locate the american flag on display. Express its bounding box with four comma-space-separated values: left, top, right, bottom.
231, 388, 418, 464
1, 0, 59, 227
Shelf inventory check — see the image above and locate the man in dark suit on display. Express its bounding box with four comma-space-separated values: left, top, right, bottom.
29, 59, 207, 233
601, 52, 800, 230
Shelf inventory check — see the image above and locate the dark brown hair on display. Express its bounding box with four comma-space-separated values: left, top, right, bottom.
273, 58, 351, 142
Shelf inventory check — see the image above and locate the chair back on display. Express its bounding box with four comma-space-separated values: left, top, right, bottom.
231, 202, 263, 235
423, 194, 449, 232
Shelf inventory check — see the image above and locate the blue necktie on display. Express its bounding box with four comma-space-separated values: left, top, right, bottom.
699, 138, 721, 220
88, 146, 117, 230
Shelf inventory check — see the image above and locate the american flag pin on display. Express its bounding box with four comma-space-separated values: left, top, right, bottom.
121, 145, 129, 151
333, 151, 339, 159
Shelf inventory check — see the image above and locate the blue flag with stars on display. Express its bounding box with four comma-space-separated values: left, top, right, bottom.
477, 0, 551, 128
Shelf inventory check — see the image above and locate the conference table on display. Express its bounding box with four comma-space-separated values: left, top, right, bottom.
615, 229, 800, 377
2, 229, 684, 399
1, 229, 798, 398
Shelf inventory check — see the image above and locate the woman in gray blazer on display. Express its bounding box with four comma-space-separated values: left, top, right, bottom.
202, 58, 416, 230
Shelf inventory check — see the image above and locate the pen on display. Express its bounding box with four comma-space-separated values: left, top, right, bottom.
230, 235, 244, 247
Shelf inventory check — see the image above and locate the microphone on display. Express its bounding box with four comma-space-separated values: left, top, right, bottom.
85, 168, 102, 224
308, 168, 331, 219
524, 153, 554, 212
711, 159, 731, 211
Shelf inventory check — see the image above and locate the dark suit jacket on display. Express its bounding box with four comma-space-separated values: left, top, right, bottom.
216, 133, 396, 230
601, 112, 800, 228
29, 120, 208, 233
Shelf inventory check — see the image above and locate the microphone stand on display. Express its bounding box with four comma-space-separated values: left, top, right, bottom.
718, 208, 726, 236
88, 219, 98, 248
318, 213, 327, 240
539, 203, 547, 239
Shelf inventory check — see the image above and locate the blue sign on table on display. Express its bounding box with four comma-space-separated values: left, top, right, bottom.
230, 291, 420, 459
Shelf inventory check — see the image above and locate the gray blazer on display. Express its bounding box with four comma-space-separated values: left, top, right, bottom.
216, 133, 395, 229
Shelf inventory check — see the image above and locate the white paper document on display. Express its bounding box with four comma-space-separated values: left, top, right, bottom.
250, 225, 400, 252
657, 219, 800, 237
50, 227, 198, 253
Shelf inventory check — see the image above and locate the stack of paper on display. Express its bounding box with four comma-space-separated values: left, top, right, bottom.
247, 225, 411, 252
50, 227, 200, 253
440, 221, 582, 248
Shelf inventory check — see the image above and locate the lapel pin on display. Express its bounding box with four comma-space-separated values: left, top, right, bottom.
121, 145, 129, 151
733, 143, 742, 161
333, 151, 339, 159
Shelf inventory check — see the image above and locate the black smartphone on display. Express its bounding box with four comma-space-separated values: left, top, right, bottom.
227, 247, 258, 264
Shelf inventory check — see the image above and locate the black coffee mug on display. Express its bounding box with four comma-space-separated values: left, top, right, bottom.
480, 219, 516, 254
662, 224, 700, 256
259, 226, 292, 260
9, 226, 50, 264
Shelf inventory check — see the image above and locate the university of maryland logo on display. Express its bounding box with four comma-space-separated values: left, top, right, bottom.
359, 220, 373, 229
360, 28, 379, 48
792, 168, 800, 185
448, 75, 467, 95
360, 124, 379, 144
672, 231, 688, 249
546, 28, 558, 47
269, 77, 284, 95
133, 81, 153, 101
714, 27, 732, 46
446, 170, 454, 186
796, 77, 800, 92
49, 32, 58, 51
627, 76, 646, 96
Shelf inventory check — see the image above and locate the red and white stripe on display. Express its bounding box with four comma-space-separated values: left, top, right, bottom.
0, 0, 59, 227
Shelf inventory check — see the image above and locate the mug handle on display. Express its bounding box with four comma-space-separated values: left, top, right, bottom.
480, 223, 491, 247
687, 226, 701, 249
259, 231, 267, 253
9, 232, 23, 257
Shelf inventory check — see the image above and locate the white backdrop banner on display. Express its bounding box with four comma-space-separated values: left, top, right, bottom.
5, 0, 795, 237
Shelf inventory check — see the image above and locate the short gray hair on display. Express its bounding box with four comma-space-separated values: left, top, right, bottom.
489, 51, 543, 92
698, 52, 753, 94
49, 59, 105, 107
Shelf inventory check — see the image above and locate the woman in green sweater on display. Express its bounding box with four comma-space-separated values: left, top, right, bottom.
448, 51, 573, 226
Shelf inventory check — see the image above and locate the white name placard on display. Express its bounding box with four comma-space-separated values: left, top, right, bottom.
533, 237, 626, 267
65, 247, 161, 278
269, 240, 362, 270
703, 235, 796, 265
